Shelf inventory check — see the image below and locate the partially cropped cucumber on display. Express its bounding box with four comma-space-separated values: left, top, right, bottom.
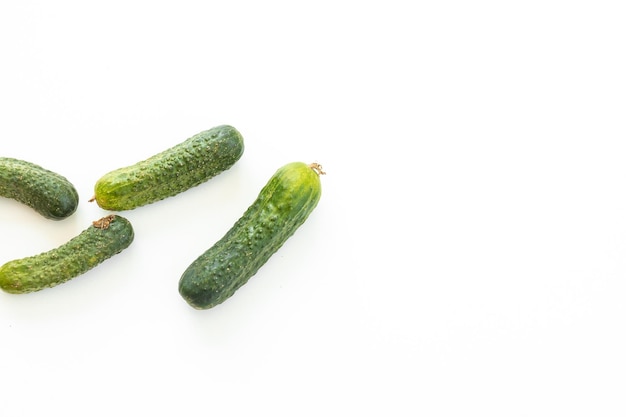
0, 157, 79, 220
0, 215, 134, 294
179, 162, 324, 310
92, 125, 244, 210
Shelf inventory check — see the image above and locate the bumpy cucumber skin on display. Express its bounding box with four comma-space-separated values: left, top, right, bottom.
0, 157, 79, 220
0, 215, 134, 294
179, 162, 322, 310
93, 125, 244, 211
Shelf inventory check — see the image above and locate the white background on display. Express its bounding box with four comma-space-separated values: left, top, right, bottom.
1, 1, 625, 416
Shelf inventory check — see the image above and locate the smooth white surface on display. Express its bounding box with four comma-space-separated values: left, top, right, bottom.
1, 1, 625, 416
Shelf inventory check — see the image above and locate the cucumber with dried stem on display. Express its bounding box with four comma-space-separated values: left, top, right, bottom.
0, 215, 134, 294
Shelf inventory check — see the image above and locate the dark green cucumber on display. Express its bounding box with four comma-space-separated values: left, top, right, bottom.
179, 161, 324, 309
0, 215, 134, 294
0, 157, 79, 220
92, 125, 244, 210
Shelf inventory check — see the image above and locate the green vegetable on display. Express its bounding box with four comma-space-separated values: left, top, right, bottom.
179, 161, 324, 309
0, 215, 134, 294
0, 157, 79, 220
92, 125, 244, 211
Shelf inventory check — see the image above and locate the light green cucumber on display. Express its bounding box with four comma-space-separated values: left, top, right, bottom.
179, 162, 324, 309
0, 215, 134, 294
92, 125, 244, 211
0, 157, 79, 220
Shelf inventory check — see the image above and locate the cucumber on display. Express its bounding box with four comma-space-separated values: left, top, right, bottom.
0, 157, 79, 220
0, 215, 134, 294
92, 125, 244, 211
179, 162, 324, 309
